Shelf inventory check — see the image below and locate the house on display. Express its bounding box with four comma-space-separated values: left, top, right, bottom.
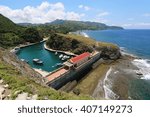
63, 52, 91, 69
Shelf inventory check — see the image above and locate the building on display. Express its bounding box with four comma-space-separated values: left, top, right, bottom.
63, 52, 91, 69
45, 51, 101, 89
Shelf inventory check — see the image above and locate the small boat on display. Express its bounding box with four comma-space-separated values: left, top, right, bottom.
33, 59, 43, 65
59, 54, 63, 58
61, 58, 65, 61
55, 52, 58, 55
21, 59, 29, 63
56, 63, 63, 66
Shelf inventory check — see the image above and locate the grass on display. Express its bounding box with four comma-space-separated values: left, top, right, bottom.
75, 64, 110, 95
57, 33, 118, 49
0, 59, 91, 100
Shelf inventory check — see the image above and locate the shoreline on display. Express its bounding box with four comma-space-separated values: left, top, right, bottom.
33, 68, 50, 77
44, 43, 77, 56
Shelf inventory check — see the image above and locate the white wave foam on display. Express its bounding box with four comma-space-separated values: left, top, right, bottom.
132, 59, 150, 80
103, 67, 119, 99
120, 47, 137, 58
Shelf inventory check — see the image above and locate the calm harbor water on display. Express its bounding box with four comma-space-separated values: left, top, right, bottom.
84, 29, 150, 100
17, 42, 63, 72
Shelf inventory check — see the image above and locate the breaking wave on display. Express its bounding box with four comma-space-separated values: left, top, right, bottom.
132, 59, 150, 80
103, 67, 119, 99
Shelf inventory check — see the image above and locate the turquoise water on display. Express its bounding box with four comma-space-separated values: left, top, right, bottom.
17, 42, 63, 72
84, 29, 150, 100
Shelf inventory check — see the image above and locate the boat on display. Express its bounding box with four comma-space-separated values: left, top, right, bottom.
56, 63, 63, 67
33, 59, 43, 65
61, 58, 65, 61
59, 54, 63, 59
21, 59, 29, 63
55, 52, 58, 55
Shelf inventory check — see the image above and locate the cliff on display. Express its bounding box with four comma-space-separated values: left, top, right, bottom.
46, 33, 121, 60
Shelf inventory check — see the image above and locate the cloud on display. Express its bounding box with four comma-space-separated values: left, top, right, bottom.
143, 13, 150, 17
97, 12, 110, 17
0, 1, 84, 23
94, 18, 109, 23
78, 5, 91, 11
121, 22, 150, 29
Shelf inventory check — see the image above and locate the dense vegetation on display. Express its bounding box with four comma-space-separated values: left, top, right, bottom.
0, 14, 43, 48
19, 19, 123, 37
46, 33, 121, 59
46, 33, 93, 54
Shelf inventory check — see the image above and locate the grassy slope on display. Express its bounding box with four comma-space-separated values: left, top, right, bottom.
0, 51, 91, 100
58, 33, 118, 49
75, 64, 109, 95
0, 14, 23, 33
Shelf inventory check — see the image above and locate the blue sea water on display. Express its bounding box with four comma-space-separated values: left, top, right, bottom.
84, 29, 150, 59
17, 42, 63, 72
84, 29, 150, 100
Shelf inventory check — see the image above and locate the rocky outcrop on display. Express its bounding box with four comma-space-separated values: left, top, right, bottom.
97, 46, 121, 60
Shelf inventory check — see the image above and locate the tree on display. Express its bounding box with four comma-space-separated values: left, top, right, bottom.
22, 28, 43, 43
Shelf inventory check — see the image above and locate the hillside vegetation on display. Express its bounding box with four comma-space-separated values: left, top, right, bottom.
19, 19, 123, 36
46, 33, 121, 60
0, 14, 42, 48
0, 48, 91, 100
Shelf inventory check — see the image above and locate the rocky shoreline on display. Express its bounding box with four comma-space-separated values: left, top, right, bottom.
72, 53, 142, 100
92, 54, 142, 100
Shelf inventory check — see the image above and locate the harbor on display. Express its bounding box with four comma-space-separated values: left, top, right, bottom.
15, 40, 101, 89
16, 42, 72, 72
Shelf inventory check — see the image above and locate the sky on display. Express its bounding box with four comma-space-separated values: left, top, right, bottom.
0, 0, 150, 29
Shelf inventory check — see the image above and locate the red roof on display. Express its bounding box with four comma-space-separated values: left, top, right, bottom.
70, 52, 90, 64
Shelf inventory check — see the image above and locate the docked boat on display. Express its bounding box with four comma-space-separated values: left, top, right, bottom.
21, 59, 29, 63
55, 52, 58, 55
56, 63, 63, 66
33, 59, 43, 65
59, 54, 63, 59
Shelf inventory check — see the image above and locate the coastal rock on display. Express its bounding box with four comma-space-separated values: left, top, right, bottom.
4, 84, 9, 88
0, 79, 3, 84
98, 46, 121, 60
31, 94, 38, 100
0, 86, 5, 95
15, 92, 28, 100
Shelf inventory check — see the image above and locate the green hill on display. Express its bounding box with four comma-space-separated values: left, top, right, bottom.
0, 14, 23, 33
0, 14, 42, 48
49, 19, 123, 30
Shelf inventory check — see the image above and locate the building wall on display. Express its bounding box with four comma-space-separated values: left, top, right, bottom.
47, 52, 101, 89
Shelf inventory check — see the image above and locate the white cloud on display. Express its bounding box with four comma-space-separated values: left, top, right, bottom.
97, 12, 110, 17
143, 13, 150, 17
121, 22, 150, 29
0, 1, 84, 23
78, 5, 91, 11
94, 18, 109, 23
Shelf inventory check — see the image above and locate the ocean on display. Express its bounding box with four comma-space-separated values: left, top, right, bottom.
83, 29, 150, 100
